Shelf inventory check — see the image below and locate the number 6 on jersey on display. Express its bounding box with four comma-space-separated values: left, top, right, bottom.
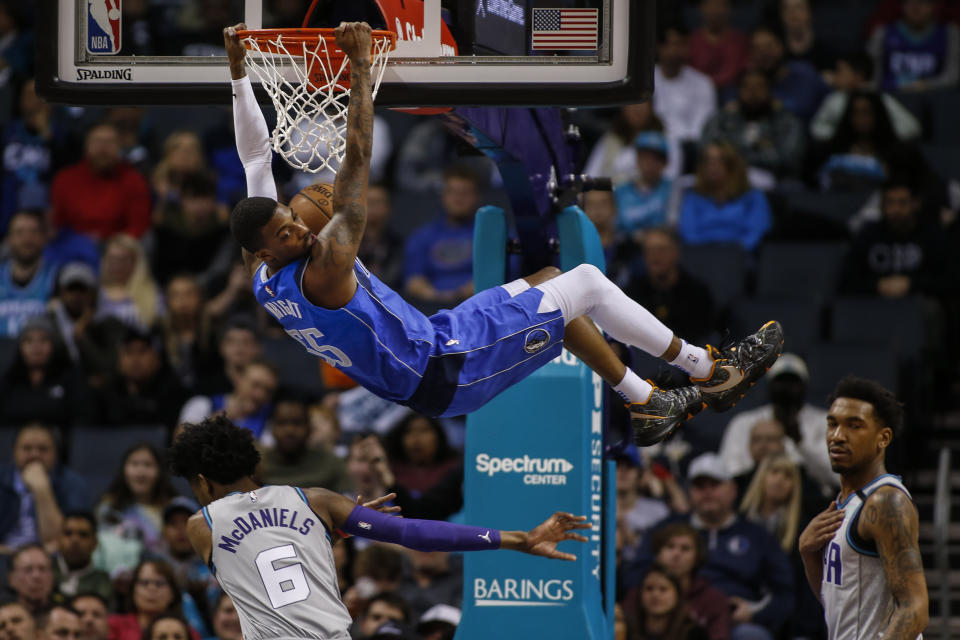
256, 544, 310, 608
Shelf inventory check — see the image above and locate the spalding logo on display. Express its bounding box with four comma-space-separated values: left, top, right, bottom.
523, 328, 551, 354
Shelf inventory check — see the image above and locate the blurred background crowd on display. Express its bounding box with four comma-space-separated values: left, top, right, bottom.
0, 0, 958, 639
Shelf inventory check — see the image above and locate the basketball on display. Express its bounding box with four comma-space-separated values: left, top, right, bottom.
289, 183, 335, 233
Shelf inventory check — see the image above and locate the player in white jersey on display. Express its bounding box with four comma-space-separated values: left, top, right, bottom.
168, 415, 591, 640
798, 377, 927, 640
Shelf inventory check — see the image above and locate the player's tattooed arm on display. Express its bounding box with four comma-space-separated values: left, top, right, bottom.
304, 22, 373, 307
861, 487, 929, 640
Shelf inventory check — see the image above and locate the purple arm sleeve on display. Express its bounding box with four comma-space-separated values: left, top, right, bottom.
340, 505, 502, 552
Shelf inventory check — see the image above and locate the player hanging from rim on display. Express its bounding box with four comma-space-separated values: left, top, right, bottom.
169, 415, 592, 640
224, 22, 784, 446
798, 377, 927, 640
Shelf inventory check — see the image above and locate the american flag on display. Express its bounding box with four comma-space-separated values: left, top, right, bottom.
531, 8, 599, 50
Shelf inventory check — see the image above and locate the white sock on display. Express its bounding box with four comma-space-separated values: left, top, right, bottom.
670, 340, 713, 379
613, 369, 653, 404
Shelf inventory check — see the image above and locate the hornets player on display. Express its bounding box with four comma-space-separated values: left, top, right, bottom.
798, 377, 927, 640
224, 22, 783, 446
170, 415, 592, 640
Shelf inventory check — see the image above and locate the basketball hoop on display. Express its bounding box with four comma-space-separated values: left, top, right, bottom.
237, 28, 396, 174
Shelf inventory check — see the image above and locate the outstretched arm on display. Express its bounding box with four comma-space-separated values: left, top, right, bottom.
224, 23, 275, 275
301, 22, 374, 308
304, 487, 590, 561
860, 487, 929, 640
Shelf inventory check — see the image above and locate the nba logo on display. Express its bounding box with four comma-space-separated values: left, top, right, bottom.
87, 0, 121, 54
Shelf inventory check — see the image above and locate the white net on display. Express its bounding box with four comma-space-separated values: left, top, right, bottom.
242, 31, 393, 173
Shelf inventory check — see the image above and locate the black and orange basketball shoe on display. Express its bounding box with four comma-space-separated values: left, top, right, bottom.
629, 386, 706, 446
692, 320, 785, 413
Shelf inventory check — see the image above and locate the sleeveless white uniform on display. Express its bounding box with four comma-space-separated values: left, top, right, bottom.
820, 474, 921, 640
204, 486, 352, 640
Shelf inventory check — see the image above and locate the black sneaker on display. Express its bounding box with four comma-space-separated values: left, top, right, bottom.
693, 320, 785, 413
628, 386, 705, 446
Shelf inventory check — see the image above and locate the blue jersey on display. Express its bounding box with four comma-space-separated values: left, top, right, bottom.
253, 257, 565, 417
0, 258, 57, 337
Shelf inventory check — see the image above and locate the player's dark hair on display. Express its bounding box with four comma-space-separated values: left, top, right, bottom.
363, 591, 409, 623
103, 443, 179, 511
62, 510, 98, 533
651, 522, 708, 573
828, 376, 904, 439
230, 196, 278, 252
169, 415, 261, 483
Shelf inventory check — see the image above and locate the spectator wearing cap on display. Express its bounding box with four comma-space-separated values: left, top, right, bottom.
258, 391, 349, 490
369, 620, 415, 640
143, 497, 218, 612
97, 326, 186, 429
718, 354, 835, 492
415, 605, 459, 640
700, 69, 805, 183
622, 454, 794, 640
613, 132, 676, 238
0, 316, 97, 428
0, 210, 58, 338
625, 228, 717, 346
178, 359, 277, 441
47, 263, 125, 386
53, 512, 112, 604
0, 424, 90, 551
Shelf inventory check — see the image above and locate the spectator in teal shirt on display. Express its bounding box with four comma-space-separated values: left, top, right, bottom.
613, 132, 675, 240
678, 142, 771, 251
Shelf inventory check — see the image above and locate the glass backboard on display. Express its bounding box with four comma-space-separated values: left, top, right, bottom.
36, 0, 653, 107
